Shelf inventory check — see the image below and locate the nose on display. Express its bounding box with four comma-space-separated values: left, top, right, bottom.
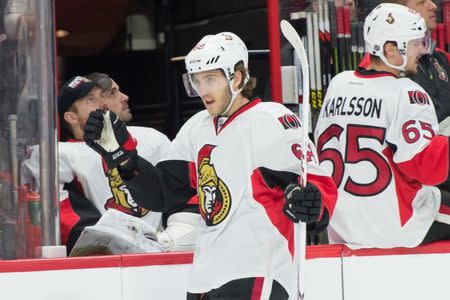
428, 0, 437, 11
120, 92, 129, 103
100, 102, 108, 111
419, 44, 428, 56
197, 82, 211, 96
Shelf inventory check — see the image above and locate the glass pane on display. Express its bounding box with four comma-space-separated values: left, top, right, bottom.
0, 0, 58, 259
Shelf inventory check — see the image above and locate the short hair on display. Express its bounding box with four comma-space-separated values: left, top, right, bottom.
85, 72, 113, 92
235, 62, 257, 99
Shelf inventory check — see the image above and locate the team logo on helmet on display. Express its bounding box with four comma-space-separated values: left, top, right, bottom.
408, 90, 430, 105
386, 13, 395, 24
197, 144, 231, 226
220, 33, 233, 40
105, 168, 149, 217
434, 60, 448, 82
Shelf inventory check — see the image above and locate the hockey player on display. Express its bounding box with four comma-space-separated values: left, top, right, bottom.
364, 0, 449, 127
297, 3, 450, 248
22, 75, 198, 254
83, 32, 337, 299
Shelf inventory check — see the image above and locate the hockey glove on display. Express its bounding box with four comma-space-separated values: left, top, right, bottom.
83, 109, 137, 170
283, 182, 322, 223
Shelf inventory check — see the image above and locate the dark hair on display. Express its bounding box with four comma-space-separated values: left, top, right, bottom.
85, 72, 113, 91
235, 62, 257, 99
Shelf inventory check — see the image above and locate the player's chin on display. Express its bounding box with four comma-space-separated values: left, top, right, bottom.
405, 67, 418, 77
121, 111, 133, 122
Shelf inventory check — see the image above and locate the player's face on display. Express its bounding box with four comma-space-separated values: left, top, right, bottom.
191, 70, 232, 116
406, 0, 437, 31
74, 87, 105, 130
101, 80, 132, 122
405, 38, 428, 76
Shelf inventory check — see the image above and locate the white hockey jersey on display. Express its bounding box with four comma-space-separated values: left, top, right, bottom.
315, 69, 449, 249
157, 99, 337, 298
21, 126, 171, 242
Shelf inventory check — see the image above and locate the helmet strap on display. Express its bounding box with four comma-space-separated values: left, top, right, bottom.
378, 42, 409, 75
220, 72, 249, 116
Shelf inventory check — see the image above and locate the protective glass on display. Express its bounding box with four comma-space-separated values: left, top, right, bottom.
407, 35, 430, 55
182, 71, 229, 98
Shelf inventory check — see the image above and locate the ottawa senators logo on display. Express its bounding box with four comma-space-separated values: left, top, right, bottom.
104, 167, 149, 217
408, 90, 430, 106
386, 13, 395, 24
278, 114, 301, 130
197, 144, 231, 226
434, 59, 448, 82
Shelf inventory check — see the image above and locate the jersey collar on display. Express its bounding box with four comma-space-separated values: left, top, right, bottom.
354, 68, 399, 79
213, 98, 262, 134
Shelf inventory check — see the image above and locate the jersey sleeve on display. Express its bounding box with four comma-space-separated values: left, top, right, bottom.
123, 117, 199, 212
253, 105, 337, 219
21, 144, 75, 201
386, 82, 449, 185
130, 127, 172, 165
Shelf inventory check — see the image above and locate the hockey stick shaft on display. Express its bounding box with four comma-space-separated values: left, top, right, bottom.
280, 19, 309, 300
313, 10, 323, 110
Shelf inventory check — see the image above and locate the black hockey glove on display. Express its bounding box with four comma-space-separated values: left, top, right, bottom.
283, 182, 322, 223
83, 109, 137, 170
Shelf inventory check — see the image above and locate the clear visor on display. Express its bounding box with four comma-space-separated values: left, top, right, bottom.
407, 35, 430, 55
182, 72, 229, 98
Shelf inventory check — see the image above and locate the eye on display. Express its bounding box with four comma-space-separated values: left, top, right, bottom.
206, 77, 216, 84
191, 77, 200, 86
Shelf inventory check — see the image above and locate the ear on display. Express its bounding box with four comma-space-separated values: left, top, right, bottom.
63, 111, 79, 126
232, 70, 243, 91
383, 42, 398, 59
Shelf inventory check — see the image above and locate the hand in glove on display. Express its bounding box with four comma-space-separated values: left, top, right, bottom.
83, 109, 137, 169
283, 182, 322, 223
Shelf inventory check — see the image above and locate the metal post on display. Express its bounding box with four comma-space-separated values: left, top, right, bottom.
37, 0, 59, 246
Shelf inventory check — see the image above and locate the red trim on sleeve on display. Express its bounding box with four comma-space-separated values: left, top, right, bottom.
186, 161, 198, 205
397, 135, 449, 186
251, 277, 265, 300
187, 195, 199, 205
59, 198, 80, 245
439, 203, 450, 215
123, 133, 138, 151
251, 169, 294, 259
307, 173, 337, 220
189, 161, 197, 189
382, 147, 420, 226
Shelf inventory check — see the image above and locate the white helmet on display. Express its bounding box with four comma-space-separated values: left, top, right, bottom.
364, 3, 427, 71
183, 32, 249, 115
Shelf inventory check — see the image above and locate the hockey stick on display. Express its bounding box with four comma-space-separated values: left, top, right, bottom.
306, 12, 316, 111
280, 19, 309, 300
